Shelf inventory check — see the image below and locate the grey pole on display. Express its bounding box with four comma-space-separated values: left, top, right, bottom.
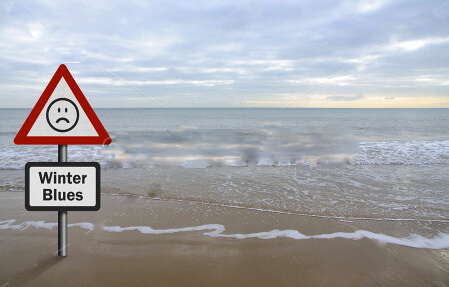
58, 145, 67, 256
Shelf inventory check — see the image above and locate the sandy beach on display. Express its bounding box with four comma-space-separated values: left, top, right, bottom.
1, 191, 448, 287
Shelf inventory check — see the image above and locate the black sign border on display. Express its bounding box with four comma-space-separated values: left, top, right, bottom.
25, 162, 100, 211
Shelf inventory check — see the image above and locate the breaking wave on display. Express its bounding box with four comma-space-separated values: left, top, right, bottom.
0, 138, 448, 169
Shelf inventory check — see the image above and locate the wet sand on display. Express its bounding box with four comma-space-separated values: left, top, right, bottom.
0, 192, 448, 287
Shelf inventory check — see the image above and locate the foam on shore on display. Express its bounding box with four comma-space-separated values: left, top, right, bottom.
1, 219, 448, 250
0, 220, 93, 231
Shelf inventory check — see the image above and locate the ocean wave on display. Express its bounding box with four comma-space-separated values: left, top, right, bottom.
0, 145, 104, 169
1, 219, 448, 249
350, 140, 449, 165
0, 138, 448, 169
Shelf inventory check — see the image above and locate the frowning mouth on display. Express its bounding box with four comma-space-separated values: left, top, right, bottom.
46, 98, 79, 133
56, 117, 70, 123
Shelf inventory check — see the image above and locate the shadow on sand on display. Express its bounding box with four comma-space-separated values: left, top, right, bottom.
2, 255, 63, 287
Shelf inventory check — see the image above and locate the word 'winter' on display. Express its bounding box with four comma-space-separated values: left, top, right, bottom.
39, 171, 87, 184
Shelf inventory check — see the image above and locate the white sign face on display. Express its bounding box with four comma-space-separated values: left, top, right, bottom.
27, 78, 99, 137
25, 162, 100, 211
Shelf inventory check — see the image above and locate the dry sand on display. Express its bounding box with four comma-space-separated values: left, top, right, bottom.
0, 192, 448, 287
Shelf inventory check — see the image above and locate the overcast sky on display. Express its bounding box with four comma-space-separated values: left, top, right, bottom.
1, 0, 448, 108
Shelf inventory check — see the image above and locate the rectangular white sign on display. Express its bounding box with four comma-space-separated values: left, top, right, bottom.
25, 162, 100, 211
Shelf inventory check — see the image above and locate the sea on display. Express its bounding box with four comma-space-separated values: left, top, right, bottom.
1, 108, 449, 222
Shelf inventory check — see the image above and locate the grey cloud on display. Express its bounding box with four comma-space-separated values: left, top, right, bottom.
326, 94, 364, 101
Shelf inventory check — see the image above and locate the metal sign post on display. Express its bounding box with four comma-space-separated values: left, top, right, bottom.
15, 64, 111, 257
58, 145, 67, 256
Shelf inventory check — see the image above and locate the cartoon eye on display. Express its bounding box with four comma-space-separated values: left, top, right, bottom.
65, 108, 68, 113
58, 108, 60, 113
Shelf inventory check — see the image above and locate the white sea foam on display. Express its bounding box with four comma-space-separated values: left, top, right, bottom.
0, 220, 57, 230
1, 139, 448, 169
104, 224, 226, 235
68, 222, 94, 231
0, 145, 103, 169
1, 219, 449, 249
351, 140, 449, 165
0, 220, 93, 231
105, 224, 449, 249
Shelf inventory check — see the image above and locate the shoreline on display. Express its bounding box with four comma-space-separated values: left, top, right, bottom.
2, 166, 449, 222
1, 192, 448, 286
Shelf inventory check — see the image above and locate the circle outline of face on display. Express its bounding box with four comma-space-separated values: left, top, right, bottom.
46, 98, 79, 133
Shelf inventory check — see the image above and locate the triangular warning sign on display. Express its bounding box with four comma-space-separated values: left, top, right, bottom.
14, 64, 111, 145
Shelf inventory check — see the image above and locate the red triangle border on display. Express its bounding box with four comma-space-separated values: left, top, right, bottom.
14, 64, 112, 145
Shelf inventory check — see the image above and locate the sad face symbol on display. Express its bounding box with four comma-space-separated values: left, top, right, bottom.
46, 98, 79, 132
